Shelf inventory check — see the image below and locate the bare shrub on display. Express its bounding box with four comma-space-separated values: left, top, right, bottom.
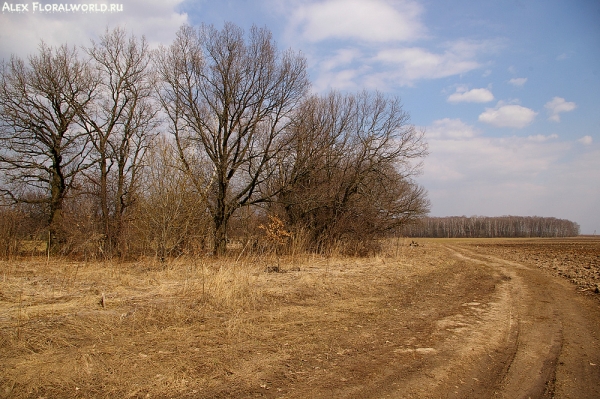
0, 207, 23, 259
133, 136, 212, 259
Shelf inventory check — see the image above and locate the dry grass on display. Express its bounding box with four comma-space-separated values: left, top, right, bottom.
0, 240, 423, 398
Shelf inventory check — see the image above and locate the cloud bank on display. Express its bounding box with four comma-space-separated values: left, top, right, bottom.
423, 118, 599, 233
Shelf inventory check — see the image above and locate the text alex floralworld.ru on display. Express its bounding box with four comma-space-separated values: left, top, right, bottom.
2, 2, 124, 13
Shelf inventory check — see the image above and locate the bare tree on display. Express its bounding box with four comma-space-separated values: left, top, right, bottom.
155, 23, 310, 255
78, 28, 158, 256
0, 43, 95, 249
273, 91, 429, 253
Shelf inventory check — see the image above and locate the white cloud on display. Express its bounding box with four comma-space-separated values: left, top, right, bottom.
544, 97, 577, 122
312, 67, 366, 92
447, 87, 494, 103
290, 0, 425, 43
478, 102, 537, 128
0, 0, 187, 60
284, 0, 503, 90
427, 118, 479, 139
547, 148, 600, 234
424, 119, 568, 186
373, 44, 482, 84
578, 136, 593, 145
320, 48, 362, 71
308, 38, 496, 90
508, 77, 527, 87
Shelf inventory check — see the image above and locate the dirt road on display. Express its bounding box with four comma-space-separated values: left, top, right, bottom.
428, 244, 600, 399
283, 240, 600, 399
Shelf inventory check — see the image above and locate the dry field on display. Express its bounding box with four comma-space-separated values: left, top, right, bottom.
1, 237, 599, 398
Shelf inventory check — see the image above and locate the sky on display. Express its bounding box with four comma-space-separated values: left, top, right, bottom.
1, 0, 599, 234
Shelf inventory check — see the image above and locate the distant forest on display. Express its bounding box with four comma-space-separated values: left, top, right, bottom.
401, 216, 580, 238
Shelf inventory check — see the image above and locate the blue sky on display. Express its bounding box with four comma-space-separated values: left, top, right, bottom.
1, 0, 599, 233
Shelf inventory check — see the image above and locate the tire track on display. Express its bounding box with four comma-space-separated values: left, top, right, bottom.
445, 244, 597, 399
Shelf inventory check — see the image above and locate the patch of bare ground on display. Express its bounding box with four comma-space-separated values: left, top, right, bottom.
1, 238, 599, 398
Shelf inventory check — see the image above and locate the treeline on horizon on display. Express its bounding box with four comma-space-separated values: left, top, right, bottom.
401, 215, 580, 238
0, 23, 430, 259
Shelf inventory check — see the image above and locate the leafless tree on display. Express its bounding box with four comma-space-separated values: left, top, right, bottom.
272, 91, 429, 253
78, 28, 158, 256
0, 43, 96, 249
155, 23, 310, 255
0, 27, 431, 259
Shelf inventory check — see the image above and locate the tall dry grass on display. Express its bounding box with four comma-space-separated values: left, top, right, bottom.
0, 254, 262, 395
0, 236, 424, 398
0, 244, 375, 398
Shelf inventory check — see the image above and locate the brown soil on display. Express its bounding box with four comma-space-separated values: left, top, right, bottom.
0, 237, 599, 398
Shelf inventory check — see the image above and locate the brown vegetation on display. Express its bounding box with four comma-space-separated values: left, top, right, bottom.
1, 23, 428, 260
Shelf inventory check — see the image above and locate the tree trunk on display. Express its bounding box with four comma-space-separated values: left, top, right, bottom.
114, 161, 127, 258
48, 165, 66, 252
99, 150, 111, 256
213, 213, 228, 256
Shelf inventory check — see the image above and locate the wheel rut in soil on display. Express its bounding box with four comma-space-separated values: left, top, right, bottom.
445, 244, 600, 399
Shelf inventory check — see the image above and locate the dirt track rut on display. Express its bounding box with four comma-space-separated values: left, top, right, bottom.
434, 245, 600, 399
